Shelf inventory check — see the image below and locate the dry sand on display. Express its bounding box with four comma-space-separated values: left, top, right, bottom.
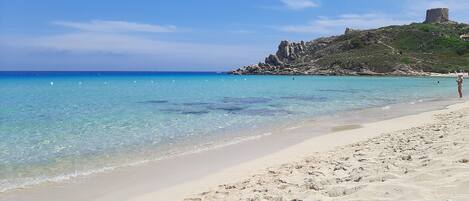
131, 102, 469, 201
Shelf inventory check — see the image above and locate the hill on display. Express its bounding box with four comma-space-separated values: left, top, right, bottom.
231, 16, 469, 75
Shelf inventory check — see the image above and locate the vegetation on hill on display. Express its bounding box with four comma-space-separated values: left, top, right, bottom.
231, 22, 469, 75
391, 23, 469, 72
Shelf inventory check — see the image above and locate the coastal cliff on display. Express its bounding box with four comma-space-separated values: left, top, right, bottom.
231, 8, 469, 75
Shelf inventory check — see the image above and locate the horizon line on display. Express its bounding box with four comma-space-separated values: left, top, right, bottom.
0, 70, 229, 73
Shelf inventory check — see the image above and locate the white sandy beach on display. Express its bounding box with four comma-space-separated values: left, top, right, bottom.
130, 101, 469, 201
430, 72, 469, 77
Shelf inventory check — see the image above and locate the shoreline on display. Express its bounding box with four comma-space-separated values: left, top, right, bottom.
132, 100, 469, 201
232, 72, 461, 77
0, 98, 466, 201
0, 96, 456, 193
180, 100, 469, 201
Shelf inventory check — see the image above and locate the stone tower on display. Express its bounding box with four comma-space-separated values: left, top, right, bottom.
424, 8, 449, 23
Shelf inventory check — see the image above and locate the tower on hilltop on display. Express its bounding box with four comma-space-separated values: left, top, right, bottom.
424, 8, 449, 23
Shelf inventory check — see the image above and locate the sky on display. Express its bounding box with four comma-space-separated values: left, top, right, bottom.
1, 0, 469, 71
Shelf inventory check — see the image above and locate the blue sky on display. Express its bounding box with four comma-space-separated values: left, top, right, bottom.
1, 0, 469, 71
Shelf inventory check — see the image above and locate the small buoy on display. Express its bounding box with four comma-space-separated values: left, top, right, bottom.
78, 81, 82, 85
50, 82, 54, 86
133, 81, 137, 83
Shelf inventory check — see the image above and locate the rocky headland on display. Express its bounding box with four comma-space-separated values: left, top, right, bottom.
231, 8, 469, 75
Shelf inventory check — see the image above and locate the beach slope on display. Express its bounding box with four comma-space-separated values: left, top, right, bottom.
132, 102, 469, 201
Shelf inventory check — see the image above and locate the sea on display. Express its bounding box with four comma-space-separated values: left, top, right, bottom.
0, 71, 463, 192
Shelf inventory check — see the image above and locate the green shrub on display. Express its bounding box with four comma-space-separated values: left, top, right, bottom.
414, 23, 442, 32
401, 57, 412, 64
432, 36, 469, 55
350, 38, 365, 49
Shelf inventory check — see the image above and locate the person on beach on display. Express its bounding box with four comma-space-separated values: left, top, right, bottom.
457, 74, 463, 98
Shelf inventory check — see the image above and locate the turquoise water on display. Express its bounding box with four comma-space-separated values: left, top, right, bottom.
0, 72, 462, 191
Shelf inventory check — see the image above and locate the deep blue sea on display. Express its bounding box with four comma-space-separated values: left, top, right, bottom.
0, 71, 462, 192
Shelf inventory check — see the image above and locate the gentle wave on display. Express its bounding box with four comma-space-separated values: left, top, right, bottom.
0, 130, 275, 192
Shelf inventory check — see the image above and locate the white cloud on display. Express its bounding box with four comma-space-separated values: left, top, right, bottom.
0, 19, 270, 69
52, 20, 177, 33
280, 0, 319, 10
278, 13, 415, 34
407, 0, 469, 11
20, 33, 246, 56
228, 29, 256, 34
1, 32, 267, 68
